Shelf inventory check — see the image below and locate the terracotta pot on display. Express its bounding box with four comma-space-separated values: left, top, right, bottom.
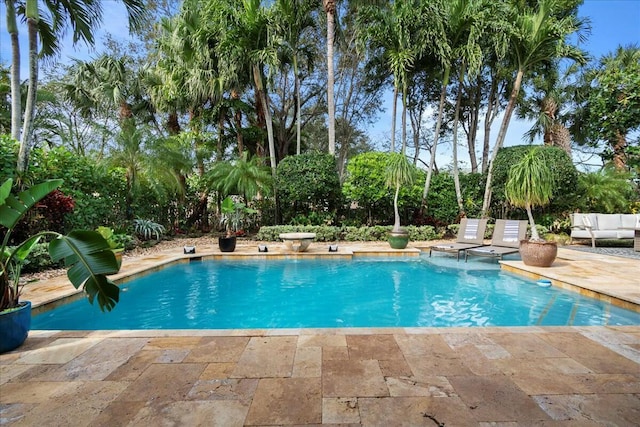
519, 240, 557, 267
388, 230, 409, 249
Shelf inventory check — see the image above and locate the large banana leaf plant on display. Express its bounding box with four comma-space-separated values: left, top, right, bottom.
1, 179, 121, 313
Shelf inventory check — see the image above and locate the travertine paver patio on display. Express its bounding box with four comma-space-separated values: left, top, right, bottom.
1, 241, 639, 425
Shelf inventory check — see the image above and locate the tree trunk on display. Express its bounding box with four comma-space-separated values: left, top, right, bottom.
410, 104, 421, 165
252, 64, 277, 175
294, 55, 302, 155
401, 85, 407, 154
482, 73, 499, 173
452, 66, 465, 214
325, 4, 336, 156
390, 85, 398, 152
526, 204, 540, 241
17, 13, 39, 174
481, 68, 524, 217
467, 74, 482, 173
612, 129, 628, 171
421, 67, 450, 210
7, 2, 21, 142
393, 184, 401, 231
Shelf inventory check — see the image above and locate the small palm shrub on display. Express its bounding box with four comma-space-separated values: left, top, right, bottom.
133, 219, 166, 241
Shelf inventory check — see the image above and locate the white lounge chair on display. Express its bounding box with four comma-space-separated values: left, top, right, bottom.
429, 218, 488, 260
464, 219, 527, 261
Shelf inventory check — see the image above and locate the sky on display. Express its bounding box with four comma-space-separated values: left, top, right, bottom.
1, 0, 639, 168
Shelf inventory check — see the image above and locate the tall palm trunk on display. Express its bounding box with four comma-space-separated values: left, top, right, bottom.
7, 2, 21, 142
452, 65, 466, 214
252, 65, 277, 176
481, 68, 524, 217
390, 86, 398, 152
293, 55, 302, 155
482, 72, 500, 173
421, 67, 450, 210
17, 3, 39, 174
324, 0, 336, 156
400, 84, 407, 154
612, 130, 627, 171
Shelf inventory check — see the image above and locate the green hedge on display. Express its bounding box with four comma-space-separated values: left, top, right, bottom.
255, 225, 443, 242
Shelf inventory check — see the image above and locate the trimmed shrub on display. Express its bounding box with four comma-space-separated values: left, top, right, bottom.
342, 152, 422, 226
255, 225, 441, 242
491, 145, 578, 218
275, 153, 342, 224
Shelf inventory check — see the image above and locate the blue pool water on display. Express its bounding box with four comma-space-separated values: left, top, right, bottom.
32, 256, 640, 329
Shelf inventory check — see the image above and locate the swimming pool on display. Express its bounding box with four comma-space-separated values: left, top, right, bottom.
32, 256, 640, 329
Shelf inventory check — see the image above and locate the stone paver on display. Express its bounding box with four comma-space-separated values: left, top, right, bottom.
2, 328, 640, 425
1, 242, 639, 425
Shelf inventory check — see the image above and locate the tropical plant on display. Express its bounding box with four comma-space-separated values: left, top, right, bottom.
7, 0, 146, 173
480, 0, 587, 216
491, 145, 578, 217
323, 0, 336, 155
208, 152, 273, 203
220, 196, 257, 237
572, 44, 640, 171
385, 152, 415, 232
272, 0, 317, 155
1, 178, 121, 312
96, 226, 125, 253
504, 147, 554, 242
133, 219, 166, 241
577, 168, 637, 213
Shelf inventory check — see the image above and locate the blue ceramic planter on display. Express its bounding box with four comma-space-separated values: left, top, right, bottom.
0, 301, 31, 353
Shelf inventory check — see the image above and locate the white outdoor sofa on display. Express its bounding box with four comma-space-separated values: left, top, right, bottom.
570, 213, 640, 247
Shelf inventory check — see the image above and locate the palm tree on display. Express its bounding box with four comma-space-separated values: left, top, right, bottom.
8, 0, 146, 174
420, 0, 505, 212
207, 151, 273, 203
273, 0, 316, 155
323, 0, 336, 156
5, 1, 21, 141
480, 0, 587, 216
505, 147, 553, 241
357, 0, 437, 155
386, 152, 414, 233
214, 0, 279, 176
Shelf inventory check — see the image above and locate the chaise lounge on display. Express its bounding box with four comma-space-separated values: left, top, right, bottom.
464, 219, 528, 261
429, 218, 488, 260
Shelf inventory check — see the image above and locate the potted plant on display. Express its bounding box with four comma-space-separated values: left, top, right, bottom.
385, 153, 414, 249
1, 178, 121, 353
218, 196, 256, 252
504, 147, 558, 267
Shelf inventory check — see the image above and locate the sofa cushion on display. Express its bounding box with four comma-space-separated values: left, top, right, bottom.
617, 229, 635, 239
596, 214, 621, 231
592, 230, 619, 239
571, 229, 592, 239
621, 214, 640, 229
572, 213, 599, 229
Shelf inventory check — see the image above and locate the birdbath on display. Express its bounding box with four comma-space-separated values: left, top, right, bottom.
279, 232, 316, 252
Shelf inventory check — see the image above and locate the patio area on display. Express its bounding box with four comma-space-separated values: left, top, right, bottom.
1, 241, 639, 425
